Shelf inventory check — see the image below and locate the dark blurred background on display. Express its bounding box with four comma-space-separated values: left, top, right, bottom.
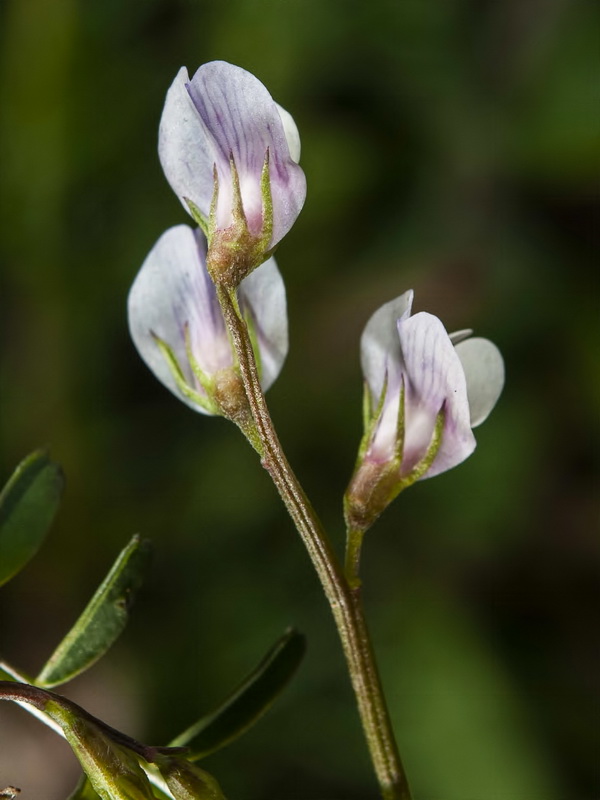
0, 0, 597, 798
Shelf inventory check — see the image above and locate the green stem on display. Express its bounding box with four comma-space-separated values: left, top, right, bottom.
345, 527, 365, 590
216, 285, 411, 800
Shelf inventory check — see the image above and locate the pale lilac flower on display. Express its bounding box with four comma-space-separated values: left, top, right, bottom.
345, 290, 504, 531
159, 61, 306, 253
360, 290, 504, 479
127, 225, 287, 415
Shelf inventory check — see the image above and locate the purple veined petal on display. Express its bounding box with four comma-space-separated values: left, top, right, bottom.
454, 337, 504, 428
360, 290, 414, 407
160, 61, 307, 247
239, 256, 288, 392
397, 312, 476, 478
127, 225, 233, 415
186, 61, 306, 245
159, 67, 215, 223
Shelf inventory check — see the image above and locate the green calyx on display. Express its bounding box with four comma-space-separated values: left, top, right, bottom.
205, 152, 275, 289
153, 327, 262, 452
152, 331, 218, 414
344, 389, 446, 534
184, 197, 209, 237
357, 375, 388, 463
387, 407, 445, 498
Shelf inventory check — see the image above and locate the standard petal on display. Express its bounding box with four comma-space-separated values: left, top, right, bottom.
360, 291, 414, 405
239, 257, 288, 392
454, 337, 504, 427
158, 67, 215, 222
398, 312, 476, 478
185, 61, 306, 245
127, 225, 231, 415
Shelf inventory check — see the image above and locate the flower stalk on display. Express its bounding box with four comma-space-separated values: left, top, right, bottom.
215, 284, 411, 800
344, 527, 365, 590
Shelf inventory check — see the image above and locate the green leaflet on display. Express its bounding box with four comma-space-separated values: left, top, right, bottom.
66, 775, 102, 800
170, 628, 306, 759
36, 535, 152, 687
0, 449, 64, 587
46, 698, 157, 800
0, 683, 155, 800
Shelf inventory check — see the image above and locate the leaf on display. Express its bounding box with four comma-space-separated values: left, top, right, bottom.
45, 697, 157, 800
0, 449, 64, 587
0, 661, 30, 682
0, 683, 154, 800
170, 628, 306, 759
36, 535, 152, 687
66, 775, 102, 800
0, 682, 181, 800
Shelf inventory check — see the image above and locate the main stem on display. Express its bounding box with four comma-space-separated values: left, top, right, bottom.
217, 286, 411, 800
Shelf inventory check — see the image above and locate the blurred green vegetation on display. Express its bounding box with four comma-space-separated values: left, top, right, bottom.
0, 0, 597, 798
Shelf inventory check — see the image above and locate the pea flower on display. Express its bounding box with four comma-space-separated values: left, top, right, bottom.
345, 290, 504, 532
127, 224, 287, 423
159, 60, 306, 287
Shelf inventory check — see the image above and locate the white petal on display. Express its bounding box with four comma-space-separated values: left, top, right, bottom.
239, 257, 288, 391
158, 67, 215, 222
369, 386, 402, 463
185, 61, 307, 246
454, 337, 504, 427
275, 102, 301, 163
398, 312, 476, 478
360, 290, 414, 405
127, 225, 231, 415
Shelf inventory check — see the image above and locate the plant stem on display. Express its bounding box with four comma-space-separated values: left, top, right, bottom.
217, 286, 411, 800
345, 527, 366, 590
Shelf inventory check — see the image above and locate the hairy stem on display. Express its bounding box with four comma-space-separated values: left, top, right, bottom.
217, 285, 411, 800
